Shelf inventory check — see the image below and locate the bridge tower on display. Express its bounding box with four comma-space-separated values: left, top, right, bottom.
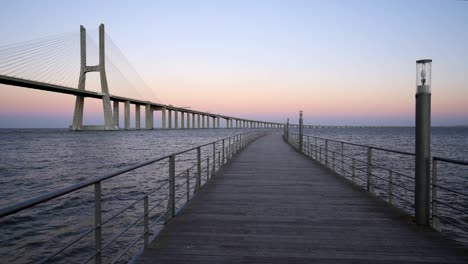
71, 24, 117, 130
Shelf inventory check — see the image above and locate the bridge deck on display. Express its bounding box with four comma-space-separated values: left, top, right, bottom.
137, 133, 468, 263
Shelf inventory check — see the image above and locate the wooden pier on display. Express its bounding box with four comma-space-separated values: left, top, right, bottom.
136, 133, 468, 263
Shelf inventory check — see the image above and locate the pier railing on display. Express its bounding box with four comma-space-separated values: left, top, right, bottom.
285, 132, 468, 243
0, 131, 267, 263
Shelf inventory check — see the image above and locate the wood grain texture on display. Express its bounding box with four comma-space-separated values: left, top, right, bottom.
136, 133, 468, 263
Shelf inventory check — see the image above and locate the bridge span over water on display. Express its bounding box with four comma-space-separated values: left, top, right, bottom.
0, 24, 383, 131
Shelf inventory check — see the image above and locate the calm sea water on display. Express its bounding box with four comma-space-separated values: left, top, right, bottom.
0, 127, 467, 263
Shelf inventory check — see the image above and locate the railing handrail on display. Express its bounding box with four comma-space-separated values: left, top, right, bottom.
292, 132, 416, 156
0, 132, 253, 218
433, 156, 468, 166
285, 129, 468, 239
297, 132, 468, 165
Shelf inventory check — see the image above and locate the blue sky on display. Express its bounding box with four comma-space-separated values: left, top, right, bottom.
0, 0, 467, 127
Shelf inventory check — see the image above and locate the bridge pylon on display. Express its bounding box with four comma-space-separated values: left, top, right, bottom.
71, 24, 117, 130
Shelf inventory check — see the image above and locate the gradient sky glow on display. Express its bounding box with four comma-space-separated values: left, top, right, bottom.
0, 0, 467, 127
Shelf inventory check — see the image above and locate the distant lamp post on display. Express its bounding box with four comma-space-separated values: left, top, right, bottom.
299, 111, 304, 152
415, 59, 432, 226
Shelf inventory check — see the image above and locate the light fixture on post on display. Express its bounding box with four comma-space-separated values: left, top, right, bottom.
415, 59, 432, 226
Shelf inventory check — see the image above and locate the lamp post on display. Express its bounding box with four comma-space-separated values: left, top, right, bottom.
299, 111, 304, 152
415, 59, 432, 226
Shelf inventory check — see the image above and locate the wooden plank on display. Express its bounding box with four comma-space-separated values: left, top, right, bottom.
136, 133, 468, 263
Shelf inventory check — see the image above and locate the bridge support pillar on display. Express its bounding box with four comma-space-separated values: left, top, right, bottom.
145, 104, 153, 129
187, 113, 191, 128
135, 105, 141, 129
197, 114, 201, 128
192, 113, 196, 128
202, 115, 205, 128
181, 112, 185, 129
217, 117, 220, 128
174, 111, 178, 129
161, 107, 166, 129
113, 101, 119, 127
212, 116, 216, 128
71, 24, 117, 131
206, 116, 210, 128
168, 110, 172, 129
124, 101, 130, 130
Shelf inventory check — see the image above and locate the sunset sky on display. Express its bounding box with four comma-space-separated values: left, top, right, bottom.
0, 0, 467, 127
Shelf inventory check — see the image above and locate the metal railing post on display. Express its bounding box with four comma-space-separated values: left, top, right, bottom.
367, 147, 373, 193
228, 137, 231, 160
94, 182, 102, 264
218, 151, 221, 171
332, 151, 335, 171
196, 147, 201, 192
207, 157, 210, 180
432, 159, 440, 231
169, 155, 175, 218
231, 136, 235, 156
319, 147, 322, 163
144, 195, 149, 247
389, 171, 393, 205
341, 142, 344, 173
186, 169, 190, 202
315, 137, 318, 160
212, 142, 216, 175
222, 139, 225, 164
325, 139, 329, 167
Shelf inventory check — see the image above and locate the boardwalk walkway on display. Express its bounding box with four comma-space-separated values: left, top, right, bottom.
137, 133, 468, 263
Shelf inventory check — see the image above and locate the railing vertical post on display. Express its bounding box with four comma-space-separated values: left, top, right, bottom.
341, 142, 344, 173
186, 169, 190, 202
235, 135, 238, 154
315, 137, 318, 160
144, 195, 149, 247
212, 142, 216, 175
352, 158, 355, 182
319, 147, 322, 163
332, 151, 335, 171
307, 136, 310, 156
94, 182, 102, 264
218, 151, 221, 171
231, 136, 235, 156
228, 137, 231, 160
325, 139, 329, 167
196, 147, 201, 192
169, 155, 175, 218
207, 157, 210, 180
389, 170, 393, 205
222, 139, 225, 164
432, 159, 440, 231
367, 147, 373, 193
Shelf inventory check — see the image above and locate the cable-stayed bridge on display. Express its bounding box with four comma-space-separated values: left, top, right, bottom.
0, 24, 288, 130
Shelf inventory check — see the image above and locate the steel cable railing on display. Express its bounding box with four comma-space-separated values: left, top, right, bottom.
0, 131, 268, 263
284, 131, 468, 244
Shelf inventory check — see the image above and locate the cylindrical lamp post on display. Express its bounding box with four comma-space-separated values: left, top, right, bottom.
415, 59, 432, 225
299, 111, 304, 152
